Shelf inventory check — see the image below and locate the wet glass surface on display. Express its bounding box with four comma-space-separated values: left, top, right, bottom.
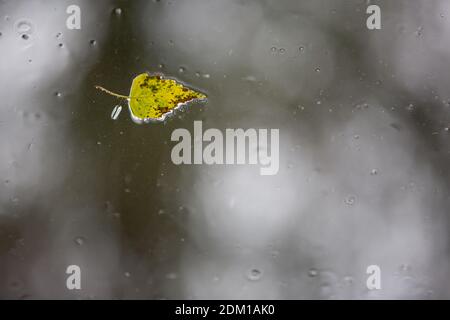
0, 0, 450, 299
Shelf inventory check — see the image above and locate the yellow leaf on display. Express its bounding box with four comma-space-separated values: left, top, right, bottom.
95, 72, 207, 123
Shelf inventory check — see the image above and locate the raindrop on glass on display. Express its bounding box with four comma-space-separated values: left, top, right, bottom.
344, 195, 356, 206
74, 237, 85, 246
15, 19, 33, 34
399, 264, 412, 273
343, 276, 353, 285
308, 268, 318, 277
247, 268, 263, 281
111, 105, 122, 120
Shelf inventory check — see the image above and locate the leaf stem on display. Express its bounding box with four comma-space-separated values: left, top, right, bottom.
95, 85, 130, 100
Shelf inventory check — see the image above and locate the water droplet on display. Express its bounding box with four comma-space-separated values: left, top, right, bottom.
158, 63, 164, 69
343, 276, 353, 285
202, 73, 210, 79
15, 19, 33, 34
299, 46, 304, 52
74, 237, 85, 246
54, 92, 62, 97
195, 72, 201, 77
344, 195, 356, 206
56, 32, 62, 38
270, 46, 277, 52
415, 26, 423, 37
399, 264, 412, 273
315, 67, 321, 73
247, 268, 263, 281
353, 134, 360, 140
58, 43, 64, 48
111, 105, 122, 120
89, 39, 97, 46
124, 272, 131, 278
21, 34, 29, 40
370, 169, 378, 175
308, 268, 318, 277
114, 8, 122, 15
178, 66, 185, 73
279, 48, 286, 54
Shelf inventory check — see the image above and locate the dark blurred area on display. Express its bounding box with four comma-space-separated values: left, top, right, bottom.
0, 0, 449, 299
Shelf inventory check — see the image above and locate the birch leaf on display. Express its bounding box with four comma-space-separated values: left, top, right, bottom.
96, 72, 207, 123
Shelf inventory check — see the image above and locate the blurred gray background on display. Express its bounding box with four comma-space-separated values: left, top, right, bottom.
0, 0, 450, 299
